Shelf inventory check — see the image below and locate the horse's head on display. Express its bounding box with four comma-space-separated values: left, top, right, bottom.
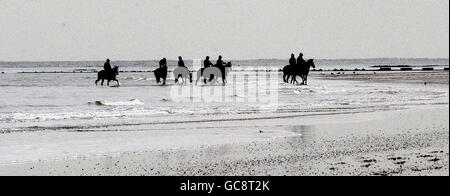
225, 62, 232, 68
112, 66, 119, 75
307, 59, 315, 69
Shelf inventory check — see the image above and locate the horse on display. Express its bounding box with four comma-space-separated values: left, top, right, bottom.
173, 67, 192, 84
95, 66, 120, 86
195, 62, 232, 85
154, 66, 168, 85
283, 59, 315, 85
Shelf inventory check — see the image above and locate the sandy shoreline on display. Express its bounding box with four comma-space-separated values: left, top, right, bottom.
316, 71, 449, 85
1, 106, 448, 176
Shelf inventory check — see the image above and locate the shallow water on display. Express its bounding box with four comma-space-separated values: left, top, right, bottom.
0, 71, 448, 132
0, 58, 448, 73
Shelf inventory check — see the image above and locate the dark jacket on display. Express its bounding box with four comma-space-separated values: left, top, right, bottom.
104, 61, 112, 71
178, 60, 185, 67
204, 59, 213, 68
297, 57, 306, 66
159, 59, 167, 68
289, 57, 296, 66
216, 59, 226, 67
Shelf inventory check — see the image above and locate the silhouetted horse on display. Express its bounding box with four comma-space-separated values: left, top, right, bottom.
283, 59, 315, 85
173, 67, 192, 84
196, 62, 232, 85
95, 66, 120, 86
154, 66, 168, 85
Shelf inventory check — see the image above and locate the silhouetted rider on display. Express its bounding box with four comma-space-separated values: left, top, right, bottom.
289, 54, 296, 66
297, 53, 306, 67
178, 56, 186, 68
204, 56, 213, 68
159, 58, 167, 69
215, 55, 226, 68
104, 59, 112, 72
215, 55, 227, 80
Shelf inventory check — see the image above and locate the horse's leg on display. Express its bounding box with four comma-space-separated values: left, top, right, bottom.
107, 80, 110, 86
101, 79, 104, 86
95, 79, 99, 85
115, 79, 120, 86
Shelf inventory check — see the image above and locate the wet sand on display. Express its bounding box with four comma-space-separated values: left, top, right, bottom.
316, 70, 449, 85
0, 106, 447, 176
0, 71, 448, 176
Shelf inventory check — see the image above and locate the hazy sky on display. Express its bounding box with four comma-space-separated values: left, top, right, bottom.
0, 0, 448, 61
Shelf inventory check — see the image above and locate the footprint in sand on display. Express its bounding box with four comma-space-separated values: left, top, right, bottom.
394, 161, 406, 165
417, 154, 433, 158
387, 157, 404, 161
362, 159, 377, 163
361, 164, 372, 168
428, 158, 440, 162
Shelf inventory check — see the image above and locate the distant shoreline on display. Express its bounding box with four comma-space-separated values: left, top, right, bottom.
14, 68, 450, 74
0, 57, 449, 63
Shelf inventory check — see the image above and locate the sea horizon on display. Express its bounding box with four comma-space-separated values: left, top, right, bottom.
0, 57, 448, 63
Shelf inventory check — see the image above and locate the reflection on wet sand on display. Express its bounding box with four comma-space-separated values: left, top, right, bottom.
287, 125, 316, 146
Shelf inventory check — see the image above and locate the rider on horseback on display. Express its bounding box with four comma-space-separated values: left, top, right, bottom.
289, 54, 296, 66
215, 55, 227, 80
178, 56, 186, 68
297, 53, 306, 67
204, 56, 213, 68
159, 58, 167, 69
104, 59, 112, 73
202, 56, 214, 83
215, 56, 226, 68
